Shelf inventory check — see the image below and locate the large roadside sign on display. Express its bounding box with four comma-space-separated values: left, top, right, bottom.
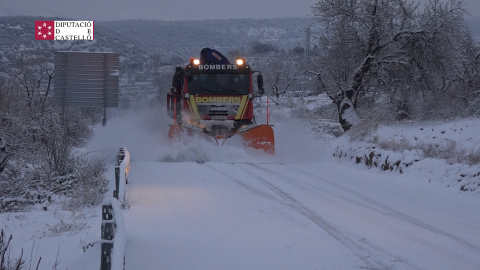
54, 51, 119, 107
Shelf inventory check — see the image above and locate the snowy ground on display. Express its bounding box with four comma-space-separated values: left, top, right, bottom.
1, 101, 479, 269
120, 161, 480, 270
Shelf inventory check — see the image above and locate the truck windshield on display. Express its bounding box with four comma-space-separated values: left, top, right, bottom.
187, 74, 250, 95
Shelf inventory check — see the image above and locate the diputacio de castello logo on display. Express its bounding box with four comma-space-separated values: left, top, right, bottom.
35, 21, 94, 40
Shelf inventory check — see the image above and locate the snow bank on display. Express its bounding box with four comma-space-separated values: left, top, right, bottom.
331, 119, 480, 193
333, 139, 422, 173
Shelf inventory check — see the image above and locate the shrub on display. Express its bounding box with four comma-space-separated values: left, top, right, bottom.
0, 230, 26, 270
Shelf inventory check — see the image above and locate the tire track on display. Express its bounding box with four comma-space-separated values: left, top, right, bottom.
204, 163, 418, 270
255, 163, 480, 254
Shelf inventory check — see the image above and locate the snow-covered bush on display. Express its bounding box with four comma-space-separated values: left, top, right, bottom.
62, 156, 108, 210
0, 154, 107, 212
333, 141, 422, 173
0, 51, 108, 213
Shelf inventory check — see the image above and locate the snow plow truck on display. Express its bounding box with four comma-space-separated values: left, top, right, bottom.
166, 48, 275, 154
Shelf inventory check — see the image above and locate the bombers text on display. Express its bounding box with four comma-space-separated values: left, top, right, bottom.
198, 64, 238, 70
195, 96, 242, 103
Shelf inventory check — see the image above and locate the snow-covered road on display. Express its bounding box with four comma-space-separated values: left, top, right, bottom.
123, 160, 480, 270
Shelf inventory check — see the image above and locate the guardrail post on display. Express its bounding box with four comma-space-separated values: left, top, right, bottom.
114, 166, 120, 199
117, 147, 125, 165
101, 205, 115, 240
100, 242, 113, 270
101, 204, 116, 270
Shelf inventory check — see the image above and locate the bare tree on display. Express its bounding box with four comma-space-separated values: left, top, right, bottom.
271, 71, 298, 103
255, 56, 301, 104
3, 50, 54, 109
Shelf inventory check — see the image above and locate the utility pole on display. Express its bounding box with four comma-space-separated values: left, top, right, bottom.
306, 27, 311, 66
305, 27, 311, 90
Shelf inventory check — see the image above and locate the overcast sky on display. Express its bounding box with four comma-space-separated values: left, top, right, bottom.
0, 0, 478, 21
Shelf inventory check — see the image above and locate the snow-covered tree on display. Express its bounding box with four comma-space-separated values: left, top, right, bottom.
311, 0, 470, 131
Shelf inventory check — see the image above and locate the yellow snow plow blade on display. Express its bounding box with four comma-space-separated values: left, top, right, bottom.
168, 123, 275, 154
235, 124, 275, 154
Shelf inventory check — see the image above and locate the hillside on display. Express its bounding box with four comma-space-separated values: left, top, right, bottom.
99, 17, 317, 60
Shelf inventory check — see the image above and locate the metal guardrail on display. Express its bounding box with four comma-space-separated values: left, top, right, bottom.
100, 147, 130, 270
